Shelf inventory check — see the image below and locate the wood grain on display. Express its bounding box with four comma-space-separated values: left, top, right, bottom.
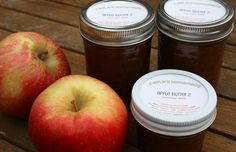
203, 132, 236, 152
223, 45, 236, 70
0, 0, 80, 27
0, 113, 35, 151
211, 97, 236, 138
0, 138, 25, 152
217, 68, 236, 100
0, 7, 83, 52
48, 0, 91, 8
0, 29, 11, 38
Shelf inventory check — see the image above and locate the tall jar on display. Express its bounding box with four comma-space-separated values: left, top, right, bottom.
79, 0, 155, 108
131, 69, 217, 152
156, 0, 234, 88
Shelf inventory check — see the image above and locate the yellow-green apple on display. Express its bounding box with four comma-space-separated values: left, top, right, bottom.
29, 75, 128, 152
0, 32, 71, 118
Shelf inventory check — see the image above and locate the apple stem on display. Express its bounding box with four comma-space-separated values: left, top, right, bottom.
38, 51, 48, 61
71, 100, 79, 112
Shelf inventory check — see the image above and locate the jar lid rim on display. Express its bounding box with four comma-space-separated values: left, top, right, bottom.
79, 0, 155, 46
156, 0, 234, 42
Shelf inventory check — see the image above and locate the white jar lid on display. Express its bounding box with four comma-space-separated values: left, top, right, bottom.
79, 0, 155, 46
156, 0, 234, 42
131, 70, 217, 136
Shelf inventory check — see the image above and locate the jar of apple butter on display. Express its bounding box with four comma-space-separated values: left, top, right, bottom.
131, 69, 217, 152
79, 0, 155, 108
156, 0, 234, 88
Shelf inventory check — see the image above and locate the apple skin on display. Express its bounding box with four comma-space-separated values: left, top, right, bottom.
29, 75, 128, 152
0, 32, 71, 118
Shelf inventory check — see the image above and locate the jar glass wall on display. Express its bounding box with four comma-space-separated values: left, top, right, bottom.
137, 123, 206, 152
158, 31, 227, 87
83, 38, 152, 107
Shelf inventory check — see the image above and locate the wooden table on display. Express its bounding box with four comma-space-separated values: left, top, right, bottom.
0, 0, 235, 151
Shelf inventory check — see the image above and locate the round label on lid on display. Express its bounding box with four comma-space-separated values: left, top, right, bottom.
86, 1, 148, 27
140, 74, 208, 116
164, 0, 227, 23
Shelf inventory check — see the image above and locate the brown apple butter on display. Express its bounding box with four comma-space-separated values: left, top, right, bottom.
158, 33, 226, 88
83, 39, 151, 107
136, 123, 206, 152
156, 0, 234, 88
131, 70, 217, 152
79, 0, 155, 107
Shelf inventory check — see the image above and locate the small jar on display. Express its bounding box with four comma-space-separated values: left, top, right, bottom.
131, 70, 217, 152
156, 0, 234, 88
79, 0, 155, 107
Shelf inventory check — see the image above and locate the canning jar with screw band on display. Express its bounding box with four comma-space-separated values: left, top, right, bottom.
156, 0, 234, 88
79, 0, 155, 108
131, 70, 217, 152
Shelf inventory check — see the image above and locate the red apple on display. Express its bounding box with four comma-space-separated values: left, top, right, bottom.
29, 75, 128, 152
0, 32, 71, 118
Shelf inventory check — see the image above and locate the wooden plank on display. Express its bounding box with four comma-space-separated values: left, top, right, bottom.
48, 0, 160, 10
123, 144, 140, 152
217, 68, 236, 100
0, 114, 35, 151
227, 0, 236, 7
63, 49, 86, 75
223, 45, 236, 70
49, 0, 236, 11
48, 0, 159, 8
203, 132, 236, 152
0, 7, 83, 52
211, 97, 236, 137
0, 29, 11, 38
0, 138, 26, 152
48, 0, 91, 8
0, 0, 80, 27
227, 30, 236, 46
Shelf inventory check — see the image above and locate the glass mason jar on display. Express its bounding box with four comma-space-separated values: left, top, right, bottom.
156, 0, 234, 88
79, 0, 155, 108
131, 69, 217, 152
